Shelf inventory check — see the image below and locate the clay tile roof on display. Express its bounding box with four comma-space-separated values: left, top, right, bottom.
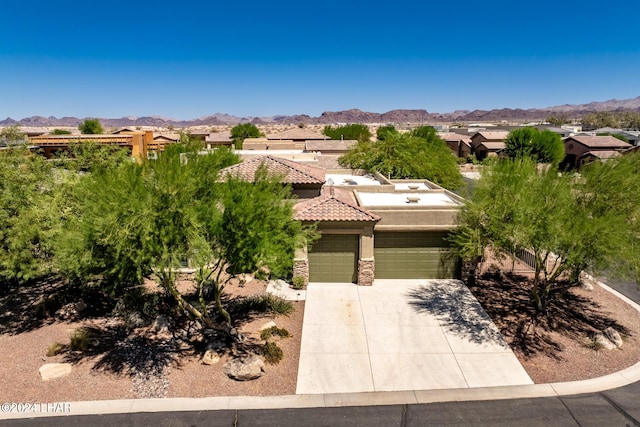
570, 135, 632, 149
479, 141, 506, 150
267, 128, 328, 140
580, 150, 621, 159
294, 190, 380, 222
472, 131, 510, 140
220, 155, 326, 184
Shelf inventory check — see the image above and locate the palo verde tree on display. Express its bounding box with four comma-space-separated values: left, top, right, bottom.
504, 127, 565, 164
230, 123, 261, 149
58, 144, 312, 333
0, 125, 27, 145
78, 118, 104, 134
0, 147, 58, 284
452, 155, 640, 314
339, 126, 463, 190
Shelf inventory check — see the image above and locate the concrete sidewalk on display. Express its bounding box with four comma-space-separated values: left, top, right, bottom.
296, 279, 532, 394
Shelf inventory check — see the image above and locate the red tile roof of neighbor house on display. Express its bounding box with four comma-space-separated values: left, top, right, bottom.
294, 188, 380, 222
472, 131, 510, 140
478, 142, 506, 150
580, 150, 621, 160
439, 132, 473, 144
220, 155, 326, 184
569, 135, 632, 148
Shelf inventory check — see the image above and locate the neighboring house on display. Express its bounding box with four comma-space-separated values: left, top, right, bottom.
220, 155, 326, 199
150, 133, 180, 151
469, 131, 509, 160
243, 138, 304, 150
563, 135, 632, 169
473, 141, 506, 161
304, 139, 357, 155
205, 131, 233, 148
266, 128, 329, 142
112, 127, 139, 134
29, 132, 152, 159
220, 156, 463, 285
439, 132, 472, 158
539, 126, 573, 138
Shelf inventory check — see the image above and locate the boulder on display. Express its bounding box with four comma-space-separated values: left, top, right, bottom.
603, 327, 624, 348
126, 312, 147, 329
202, 350, 221, 365
594, 332, 616, 350
39, 363, 73, 381
152, 314, 170, 333
260, 321, 277, 331
223, 355, 265, 381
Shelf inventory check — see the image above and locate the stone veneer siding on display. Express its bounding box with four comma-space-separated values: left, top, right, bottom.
293, 259, 309, 285
357, 259, 375, 286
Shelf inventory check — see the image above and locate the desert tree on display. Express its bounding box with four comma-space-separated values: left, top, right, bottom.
78, 118, 104, 134
504, 127, 564, 164
323, 124, 372, 143
339, 126, 463, 190
0, 147, 58, 284
452, 155, 640, 313
0, 125, 26, 144
230, 123, 261, 149
58, 144, 311, 333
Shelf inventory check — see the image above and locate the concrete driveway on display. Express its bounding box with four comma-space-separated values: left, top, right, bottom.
296, 279, 533, 395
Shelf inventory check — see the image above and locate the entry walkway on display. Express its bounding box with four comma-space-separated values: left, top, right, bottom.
296, 279, 532, 394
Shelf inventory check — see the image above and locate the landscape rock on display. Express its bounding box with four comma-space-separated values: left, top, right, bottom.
594, 332, 616, 350
603, 327, 624, 348
223, 355, 265, 381
202, 350, 221, 365
152, 314, 170, 333
580, 281, 594, 291
260, 321, 277, 331
125, 312, 147, 329
75, 301, 88, 313
39, 363, 73, 381
55, 303, 81, 320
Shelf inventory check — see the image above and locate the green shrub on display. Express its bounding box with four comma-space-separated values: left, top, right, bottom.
261, 341, 283, 364
291, 276, 306, 290
260, 326, 291, 341
254, 268, 269, 281
233, 294, 294, 317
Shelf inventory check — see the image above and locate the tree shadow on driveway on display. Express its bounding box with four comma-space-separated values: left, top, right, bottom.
407, 279, 507, 346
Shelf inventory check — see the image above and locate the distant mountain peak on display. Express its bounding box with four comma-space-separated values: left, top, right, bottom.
2, 96, 639, 128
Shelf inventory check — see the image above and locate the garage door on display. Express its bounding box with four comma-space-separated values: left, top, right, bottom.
308, 234, 359, 283
374, 232, 460, 279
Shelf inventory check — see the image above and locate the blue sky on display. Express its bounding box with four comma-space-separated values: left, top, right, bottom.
1, 0, 639, 120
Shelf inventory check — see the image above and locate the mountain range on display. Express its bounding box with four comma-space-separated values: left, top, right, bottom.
2, 96, 640, 128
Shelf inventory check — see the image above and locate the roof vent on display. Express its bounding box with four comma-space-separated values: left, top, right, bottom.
406, 196, 421, 203
408, 184, 420, 190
